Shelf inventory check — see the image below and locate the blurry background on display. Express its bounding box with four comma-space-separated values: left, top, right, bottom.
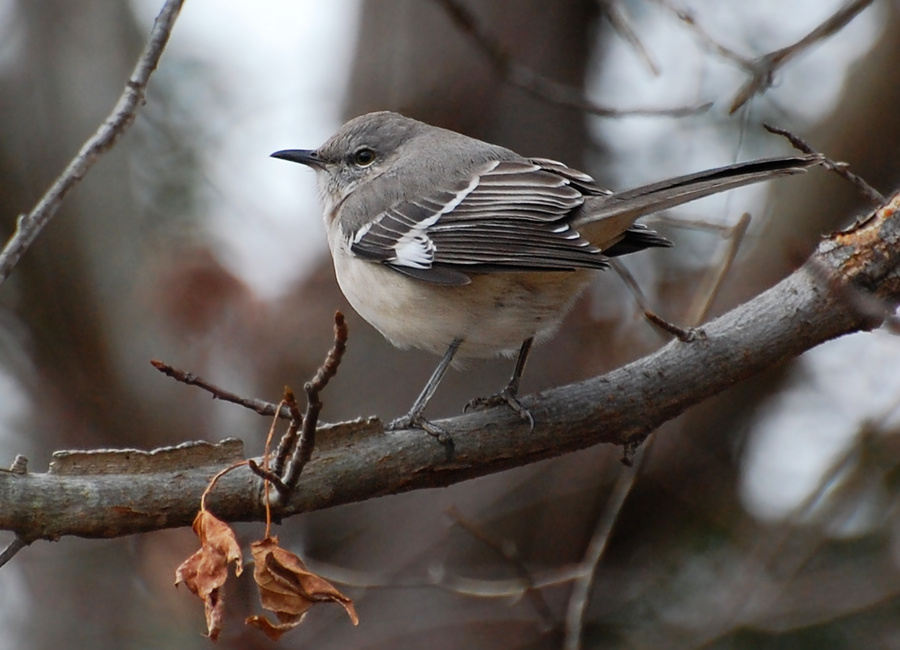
1, 0, 900, 648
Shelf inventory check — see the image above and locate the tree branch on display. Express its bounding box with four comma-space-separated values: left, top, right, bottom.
655, 0, 876, 113
1, 193, 898, 545
0, 0, 184, 287
433, 0, 711, 117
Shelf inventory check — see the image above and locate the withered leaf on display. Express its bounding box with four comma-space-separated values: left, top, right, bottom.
246, 536, 358, 640
175, 510, 243, 640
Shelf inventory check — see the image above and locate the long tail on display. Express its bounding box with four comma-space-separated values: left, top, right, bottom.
577, 154, 822, 248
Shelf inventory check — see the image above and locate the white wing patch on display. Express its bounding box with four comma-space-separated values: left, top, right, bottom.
352, 219, 373, 243
387, 171, 485, 269
393, 230, 436, 268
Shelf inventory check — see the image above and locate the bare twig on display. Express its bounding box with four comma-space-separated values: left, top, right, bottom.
564, 209, 750, 642
596, 0, 660, 76
654, 0, 750, 65
433, 0, 710, 118
247, 459, 289, 495
643, 310, 700, 342
447, 506, 556, 632
764, 124, 885, 205
685, 212, 752, 325
692, 419, 896, 647
281, 312, 349, 492
730, 0, 876, 113
155, 313, 349, 497
609, 260, 698, 342
656, 0, 876, 113
300, 555, 588, 595
0, 536, 27, 570
0, 0, 184, 287
655, 0, 873, 111
430, 563, 587, 597
609, 259, 654, 316
154, 312, 348, 497
272, 388, 304, 479
567, 209, 753, 643
150, 360, 292, 419
563, 448, 645, 650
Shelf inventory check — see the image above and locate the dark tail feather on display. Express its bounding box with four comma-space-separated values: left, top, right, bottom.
603, 224, 672, 258
577, 154, 822, 243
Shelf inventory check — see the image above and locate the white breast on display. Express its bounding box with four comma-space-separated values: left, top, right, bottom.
326, 226, 594, 360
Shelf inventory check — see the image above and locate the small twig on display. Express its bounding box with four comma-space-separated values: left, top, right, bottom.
155, 311, 349, 498
272, 389, 304, 479
685, 212, 752, 326
654, 0, 749, 66
764, 124, 885, 205
430, 563, 587, 598
730, 0, 875, 113
693, 422, 891, 648
447, 506, 556, 632
300, 555, 588, 595
608, 259, 653, 315
656, 0, 875, 113
644, 310, 700, 342
248, 397, 293, 498
665, 217, 735, 235
150, 360, 293, 419
247, 460, 288, 495
563, 448, 645, 649
0, 0, 184, 287
0, 536, 27, 570
609, 260, 698, 342
154, 311, 348, 497
434, 0, 710, 118
596, 0, 660, 76
280, 312, 349, 492
567, 175, 756, 647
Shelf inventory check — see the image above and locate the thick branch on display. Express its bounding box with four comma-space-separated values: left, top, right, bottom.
1, 195, 898, 543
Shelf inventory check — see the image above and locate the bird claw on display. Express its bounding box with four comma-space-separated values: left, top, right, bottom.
465, 389, 535, 430
386, 413, 455, 456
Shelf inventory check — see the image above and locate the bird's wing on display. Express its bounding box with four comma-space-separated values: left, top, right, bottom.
349, 159, 615, 285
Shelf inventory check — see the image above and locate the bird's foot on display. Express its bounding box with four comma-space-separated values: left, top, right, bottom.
385, 412, 455, 456
465, 388, 535, 430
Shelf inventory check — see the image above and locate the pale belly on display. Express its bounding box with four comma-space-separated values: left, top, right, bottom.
329, 237, 595, 360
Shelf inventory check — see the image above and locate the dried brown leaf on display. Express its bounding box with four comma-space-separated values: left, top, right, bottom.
246, 536, 358, 640
245, 613, 306, 641
175, 510, 243, 640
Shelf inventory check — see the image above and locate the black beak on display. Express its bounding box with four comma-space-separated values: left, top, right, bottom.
270, 149, 323, 168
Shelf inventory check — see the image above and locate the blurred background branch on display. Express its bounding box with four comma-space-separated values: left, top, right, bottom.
0, 0, 183, 284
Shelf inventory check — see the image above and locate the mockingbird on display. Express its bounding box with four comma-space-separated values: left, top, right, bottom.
272, 111, 819, 432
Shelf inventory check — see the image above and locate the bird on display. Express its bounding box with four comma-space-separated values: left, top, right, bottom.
272, 111, 819, 433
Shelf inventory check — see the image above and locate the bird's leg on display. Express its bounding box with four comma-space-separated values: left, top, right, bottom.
466, 337, 535, 429
386, 338, 462, 438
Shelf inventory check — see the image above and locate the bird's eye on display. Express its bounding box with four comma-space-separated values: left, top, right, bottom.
352, 148, 376, 167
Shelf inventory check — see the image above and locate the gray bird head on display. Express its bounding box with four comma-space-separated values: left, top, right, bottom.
271, 111, 432, 213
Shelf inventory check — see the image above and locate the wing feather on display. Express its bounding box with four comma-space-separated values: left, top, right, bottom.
349, 159, 615, 283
